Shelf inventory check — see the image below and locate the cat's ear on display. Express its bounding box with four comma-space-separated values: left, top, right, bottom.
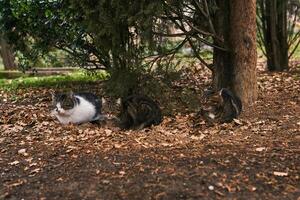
69, 91, 75, 98
101, 97, 106, 105
116, 98, 121, 106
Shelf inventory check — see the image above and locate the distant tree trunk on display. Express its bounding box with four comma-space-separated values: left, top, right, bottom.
0, 37, 17, 70
213, 0, 258, 106
259, 0, 288, 71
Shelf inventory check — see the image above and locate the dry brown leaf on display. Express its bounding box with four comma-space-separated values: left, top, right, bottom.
273, 171, 288, 177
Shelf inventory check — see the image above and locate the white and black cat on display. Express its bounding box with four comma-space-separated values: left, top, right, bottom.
118, 95, 162, 130
51, 91, 103, 124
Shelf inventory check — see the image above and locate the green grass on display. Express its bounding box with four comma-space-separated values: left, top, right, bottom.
0, 70, 108, 91
290, 43, 300, 59
0, 58, 3, 70
0, 71, 24, 79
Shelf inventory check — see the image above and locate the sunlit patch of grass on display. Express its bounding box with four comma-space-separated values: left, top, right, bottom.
0, 71, 25, 79
0, 70, 108, 91
0, 58, 3, 70
291, 44, 300, 60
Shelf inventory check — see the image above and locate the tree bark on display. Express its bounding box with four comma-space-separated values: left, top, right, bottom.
212, 0, 232, 90
213, 0, 258, 106
230, 0, 258, 106
0, 37, 17, 70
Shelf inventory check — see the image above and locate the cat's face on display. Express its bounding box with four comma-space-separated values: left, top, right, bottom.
52, 92, 76, 115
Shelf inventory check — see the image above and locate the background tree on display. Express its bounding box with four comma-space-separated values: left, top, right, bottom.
69, 0, 164, 95
0, 0, 258, 105
0, 36, 17, 70
0, 0, 164, 95
211, 0, 257, 105
257, 0, 300, 71
158, 0, 258, 105
0, 0, 16, 70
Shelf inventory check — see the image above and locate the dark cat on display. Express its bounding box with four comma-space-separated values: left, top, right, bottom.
200, 88, 242, 123
117, 95, 162, 129
51, 91, 103, 124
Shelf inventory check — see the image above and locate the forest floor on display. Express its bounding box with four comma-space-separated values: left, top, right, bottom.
0, 63, 300, 200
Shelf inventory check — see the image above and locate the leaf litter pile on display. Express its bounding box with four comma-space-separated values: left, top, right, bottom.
0, 64, 299, 199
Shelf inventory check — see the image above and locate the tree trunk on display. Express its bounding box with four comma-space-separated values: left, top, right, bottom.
263, 0, 288, 71
213, 0, 258, 106
230, 0, 258, 106
0, 37, 17, 70
212, 0, 232, 90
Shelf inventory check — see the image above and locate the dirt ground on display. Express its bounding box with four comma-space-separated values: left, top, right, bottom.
0, 64, 300, 200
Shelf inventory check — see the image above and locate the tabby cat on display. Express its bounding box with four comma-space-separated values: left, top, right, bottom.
200, 88, 242, 123
117, 95, 162, 129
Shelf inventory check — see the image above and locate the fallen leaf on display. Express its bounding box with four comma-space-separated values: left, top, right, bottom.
255, 147, 266, 152
114, 144, 122, 148
9, 161, 20, 166
18, 148, 28, 156
105, 129, 112, 135
119, 171, 126, 175
6, 179, 25, 187
273, 171, 288, 177
190, 134, 206, 140
208, 185, 214, 190
233, 119, 243, 125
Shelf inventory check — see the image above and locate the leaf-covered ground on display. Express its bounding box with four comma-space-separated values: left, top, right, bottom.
0, 64, 300, 200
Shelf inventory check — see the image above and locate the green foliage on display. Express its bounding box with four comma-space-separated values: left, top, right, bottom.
0, 0, 103, 70
0, 0, 168, 94
72, 0, 163, 62
68, 0, 167, 95
104, 68, 141, 98
0, 0, 219, 96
